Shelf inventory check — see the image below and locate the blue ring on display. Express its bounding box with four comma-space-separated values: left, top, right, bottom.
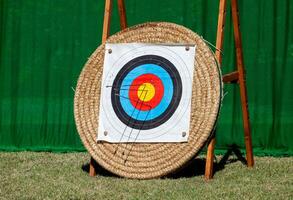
119, 64, 173, 121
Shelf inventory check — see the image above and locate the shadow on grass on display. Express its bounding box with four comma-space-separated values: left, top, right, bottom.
167, 144, 247, 179
82, 160, 118, 178
82, 144, 247, 179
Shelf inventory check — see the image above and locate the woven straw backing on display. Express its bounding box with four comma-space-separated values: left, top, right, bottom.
74, 22, 222, 179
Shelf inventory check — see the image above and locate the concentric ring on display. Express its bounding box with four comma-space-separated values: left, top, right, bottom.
128, 73, 164, 111
111, 55, 182, 130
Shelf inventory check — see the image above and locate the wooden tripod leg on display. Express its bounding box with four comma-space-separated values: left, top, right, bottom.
205, 136, 216, 180
214, 0, 227, 64
89, 157, 97, 176
118, 0, 127, 30
89, 0, 113, 176
205, 0, 227, 180
102, 0, 113, 43
231, 0, 254, 167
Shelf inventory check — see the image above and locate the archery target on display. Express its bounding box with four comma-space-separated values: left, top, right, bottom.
75, 22, 223, 179
98, 43, 196, 142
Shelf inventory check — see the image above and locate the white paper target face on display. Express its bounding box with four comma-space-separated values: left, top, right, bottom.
98, 43, 196, 143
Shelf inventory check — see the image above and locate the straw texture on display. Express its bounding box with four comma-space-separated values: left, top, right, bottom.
74, 22, 222, 179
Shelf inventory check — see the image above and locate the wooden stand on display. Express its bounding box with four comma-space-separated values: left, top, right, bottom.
89, 0, 254, 179
205, 0, 254, 180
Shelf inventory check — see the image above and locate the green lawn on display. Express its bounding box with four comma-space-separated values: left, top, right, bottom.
0, 152, 292, 200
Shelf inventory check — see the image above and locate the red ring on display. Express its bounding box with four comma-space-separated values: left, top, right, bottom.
128, 74, 164, 111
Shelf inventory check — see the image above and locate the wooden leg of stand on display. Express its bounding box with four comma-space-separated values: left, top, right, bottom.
89, 0, 113, 176
205, 137, 216, 180
102, 0, 113, 43
215, 0, 227, 63
239, 91, 254, 167
117, 0, 127, 30
237, 73, 254, 167
89, 157, 97, 176
204, 0, 226, 181
231, 0, 254, 167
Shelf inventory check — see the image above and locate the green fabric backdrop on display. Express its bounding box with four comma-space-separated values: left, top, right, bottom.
0, 0, 292, 155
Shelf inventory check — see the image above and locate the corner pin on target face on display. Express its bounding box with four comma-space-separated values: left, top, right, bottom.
98, 43, 196, 143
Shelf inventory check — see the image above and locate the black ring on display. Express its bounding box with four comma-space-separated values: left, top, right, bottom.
111, 55, 182, 130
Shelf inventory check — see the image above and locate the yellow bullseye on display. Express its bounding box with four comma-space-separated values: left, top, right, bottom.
137, 83, 155, 102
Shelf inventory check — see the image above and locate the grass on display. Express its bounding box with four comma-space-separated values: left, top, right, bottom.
0, 152, 292, 200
